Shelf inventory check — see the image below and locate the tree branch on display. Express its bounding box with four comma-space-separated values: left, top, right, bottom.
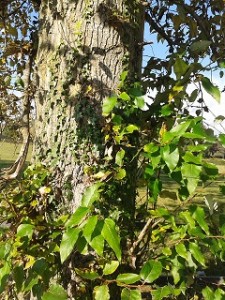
145, 12, 174, 48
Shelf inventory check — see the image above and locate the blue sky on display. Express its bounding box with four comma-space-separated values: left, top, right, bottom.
142, 25, 225, 134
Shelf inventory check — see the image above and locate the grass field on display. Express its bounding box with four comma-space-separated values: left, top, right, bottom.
0, 141, 32, 168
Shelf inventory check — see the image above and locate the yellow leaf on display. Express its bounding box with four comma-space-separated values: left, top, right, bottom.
169, 93, 174, 102
85, 85, 92, 94
25, 255, 35, 269
159, 123, 167, 138
30, 200, 39, 207
173, 85, 183, 92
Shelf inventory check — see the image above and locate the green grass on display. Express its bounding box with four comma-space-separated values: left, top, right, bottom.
0, 141, 32, 168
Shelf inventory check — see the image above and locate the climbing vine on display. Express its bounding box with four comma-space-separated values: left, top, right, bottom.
1, 70, 225, 298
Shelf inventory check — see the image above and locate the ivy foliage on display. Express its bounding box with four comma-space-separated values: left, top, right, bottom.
1, 77, 225, 299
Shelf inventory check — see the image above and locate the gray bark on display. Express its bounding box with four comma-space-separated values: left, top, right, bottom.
33, 0, 144, 210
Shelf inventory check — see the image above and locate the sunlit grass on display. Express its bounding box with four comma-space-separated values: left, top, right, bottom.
0, 141, 32, 168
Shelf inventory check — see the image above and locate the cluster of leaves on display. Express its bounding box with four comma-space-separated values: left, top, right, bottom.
1, 74, 225, 299
143, 0, 225, 133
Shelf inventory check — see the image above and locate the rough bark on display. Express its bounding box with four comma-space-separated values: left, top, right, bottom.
33, 0, 144, 210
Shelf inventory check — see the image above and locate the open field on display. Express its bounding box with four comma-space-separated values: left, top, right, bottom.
0, 141, 32, 168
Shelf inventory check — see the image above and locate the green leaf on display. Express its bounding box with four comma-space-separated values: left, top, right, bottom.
117, 273, 141, 284
183, 152, 202, 164
87, 220, 104, 256
151, 286, 173, 300
148, 179, 162, 202
115, 168, 126, 180
171, 258, 181, 284
93, 285, 110, 300
203, 162, 218, 177
189, 242, 205, 266
162, 247, 172, 256
134, 96, 145, 109
75, 268, 99, 280
16, 76, 25, 88
13, 265, 24, 292
215, 115, 225, 122
170, 120, 191, 136
191, 206, 209, 235
83, 215, 98, 242
140, 260, 162, 283
192, 121, 215, 142
102, 95, 118, 116
103, 261, 119, 275
0, 262, 10, 292
126, 124, 139, 133
0, 243, 11, 259
161, 104, 173, 116
101, 218, 121, 261
174, 58, 189, 79
190, 40, 211, 53
214, 288, 225, 299
120, 71, 128, 82
65, 206, 89, 227
143, 143, 159, 154
23, 272, 39, 292
128, 87, 142, 97
219, 134, 225, 146
120, 92, 130, 101
33, 258, 48, 275
115, 149, 125, 167
188, 227, 205, 239
81, 182, 102, 207
121, 288, 142, 300
90, 234, 104, 256
202, 286, 216, 300
186, 251, 197, 268
187, 144, 208, 152
151, 152, 161, 169
189, 89, 198, 102
181, 163, 202, 194
175, 243, 188, 260
42, 284, 67, 300
201, 77, 221, 102
163, 144, 179, 171
60, 228, 80, 263
183, 132, 205, 139
76, 236, 88, 254
17, 224, 34, 240
179, 211, 195, 228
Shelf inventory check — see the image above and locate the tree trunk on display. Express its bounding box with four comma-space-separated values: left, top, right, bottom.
33, 0, 144, 210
